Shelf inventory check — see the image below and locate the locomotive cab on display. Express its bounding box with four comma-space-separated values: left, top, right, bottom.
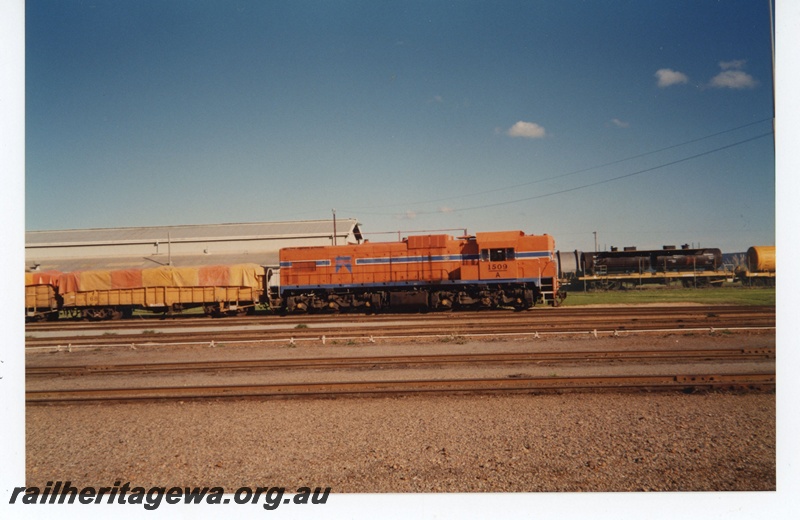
478, 246, 518, 280
471, 231, 561, 306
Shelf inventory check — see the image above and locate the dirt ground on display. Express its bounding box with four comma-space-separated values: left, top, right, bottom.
25, 330, 776, 493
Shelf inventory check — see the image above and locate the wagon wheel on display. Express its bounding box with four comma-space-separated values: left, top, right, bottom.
84, 307, 113, 320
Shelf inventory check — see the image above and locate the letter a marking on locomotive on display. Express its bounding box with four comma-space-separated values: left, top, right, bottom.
335, 256, 352, 273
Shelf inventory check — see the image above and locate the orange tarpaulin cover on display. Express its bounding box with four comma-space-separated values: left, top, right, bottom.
199, 265, 230, 286
57, 272, 81, 294
26, 270, 62, 286
110, 269, 144, 289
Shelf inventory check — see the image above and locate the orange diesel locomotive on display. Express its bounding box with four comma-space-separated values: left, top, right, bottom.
270, 230, 562, 312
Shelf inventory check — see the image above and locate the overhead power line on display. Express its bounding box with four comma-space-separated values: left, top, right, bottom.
349, 117, 773, 213
428, 131, 774, 214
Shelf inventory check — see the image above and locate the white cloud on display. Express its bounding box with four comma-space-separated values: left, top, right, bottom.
709, 61, 758, 89
395, 210, 417, 220
506, 121, 546, 139
439, 206, 454, 214
719, 59, 747, 70
655, 68, 689, 87
709, 70, 758, 89
610, 118, 630, 128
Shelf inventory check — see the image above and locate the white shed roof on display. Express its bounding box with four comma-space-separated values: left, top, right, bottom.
26, 219, 362, 246
26, 219, 362, 272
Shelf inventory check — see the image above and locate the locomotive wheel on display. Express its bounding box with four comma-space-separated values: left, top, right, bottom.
512, 301, 531, 311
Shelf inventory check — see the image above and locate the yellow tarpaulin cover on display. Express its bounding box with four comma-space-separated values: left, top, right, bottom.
26, 264, 264, 294
78, 270, 113, 291
142, 266, 200, 287
230, 264, 264, 287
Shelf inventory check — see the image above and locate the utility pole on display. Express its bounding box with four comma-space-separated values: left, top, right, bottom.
593, 231, 598, 252
332, 208, 337, 246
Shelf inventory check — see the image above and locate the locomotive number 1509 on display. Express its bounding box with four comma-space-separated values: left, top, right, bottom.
488, 263, 508, 271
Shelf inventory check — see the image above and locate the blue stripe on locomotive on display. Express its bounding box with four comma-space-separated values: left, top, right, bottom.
280, 278, 548, 294
279, 251, 550, 268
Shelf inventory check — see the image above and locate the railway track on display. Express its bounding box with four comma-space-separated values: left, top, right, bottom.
26, 347, 775, 377
25, 373, 775, 404
26, 343, 775, 404
26, 305, 773, 330
26, 306, 776, 404
25, 305, 775, 349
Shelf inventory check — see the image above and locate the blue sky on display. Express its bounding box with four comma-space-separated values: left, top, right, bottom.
25, 0, 776, 253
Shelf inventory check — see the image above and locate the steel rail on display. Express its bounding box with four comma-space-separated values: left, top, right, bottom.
25, 373, 776, 404
25, 326, 777, 352
26, 347, 776, 377
25, 305, 775, 332
25, 314, 776, 349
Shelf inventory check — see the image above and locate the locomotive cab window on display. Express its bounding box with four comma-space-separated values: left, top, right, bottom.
481, 248, 515, 261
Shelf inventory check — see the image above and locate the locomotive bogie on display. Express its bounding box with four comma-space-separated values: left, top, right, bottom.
278, 282, 539, 314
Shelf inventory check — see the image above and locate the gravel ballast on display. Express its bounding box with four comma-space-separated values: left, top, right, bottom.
25, 330, 776, 493
26, 391, 775, 492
